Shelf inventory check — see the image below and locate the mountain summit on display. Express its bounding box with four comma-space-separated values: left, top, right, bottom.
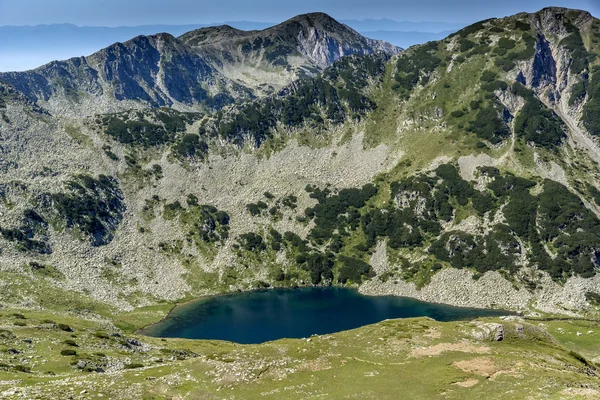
0, 13, 400, 116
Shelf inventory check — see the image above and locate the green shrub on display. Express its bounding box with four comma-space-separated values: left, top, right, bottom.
94, 331, 110, 340
13, 365, 31, 373
480, 70, 497, 82
585, 291, 600, 305
281, 195, 298, 209
60, 349, 77, 356
124, 363, 144, 369
239, 232, 266, 251
459, 39, 477, 52
246, 201, 268, 216
58, 324, 72, 332
569, 80, 587, 106
452, 19, 490, 38
175, 134, 208, 159
338, 256, 374, 284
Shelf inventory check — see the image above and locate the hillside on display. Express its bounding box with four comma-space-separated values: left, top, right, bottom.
1, 7, 600, 397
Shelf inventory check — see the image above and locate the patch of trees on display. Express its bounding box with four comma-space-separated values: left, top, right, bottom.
246, 201, 268, 216
265, 44, 294, 65
493, 33, 536, 71
560, 23, 593, 75
103, 116, 168, 147
269, 228, 283, 251
296, 251, 334, 285
429, 170, 600, 280
588, 185, 600, 206
175, 134, 208, 159
450, 19, 492, 39
337, 256, 374, 284
569, 79, 587, 106
0, 207, 52, 255
583, 67, 600, 136
304, 184, 378, 245
480, 70, 497, 82
467, 102, 511, 145
426, 169, 600, 279
215, 55, 386, 146
239, 232, 266, 251
429, 225, 520, 274
497, 38, 516, 51
465, 44, 491, 58
100, 109, 200, 148
459, 39, 477, 53
0, 226, 51, 254
185, 205, 230, 244
362, 166, 485, 250
514, 20, 531, 31
45, 174, 125, 246
172, 199, 230, 244
394, 41, 442, 97
535, 180, 600, 279
512, 83, 566, 148
324, 53, 388, 91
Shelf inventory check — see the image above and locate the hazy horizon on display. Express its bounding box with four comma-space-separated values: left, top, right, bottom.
0, 1, 599, 72
0, 0, 598, 25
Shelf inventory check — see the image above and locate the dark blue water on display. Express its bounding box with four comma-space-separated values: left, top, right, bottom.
141, 287, 508, 344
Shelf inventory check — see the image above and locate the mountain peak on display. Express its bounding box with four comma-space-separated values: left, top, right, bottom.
273, 12, 354, 35
288, 12, 339, 24
178, 25, 248, 46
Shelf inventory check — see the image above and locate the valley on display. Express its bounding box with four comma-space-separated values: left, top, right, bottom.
0, 6, 600, 398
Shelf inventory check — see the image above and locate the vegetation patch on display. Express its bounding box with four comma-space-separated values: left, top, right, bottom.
393, 42, 442, 98
42, 174, 125, 246
511, 83, 566, 148
98, 109, 201, 148
214, 54, 387, 146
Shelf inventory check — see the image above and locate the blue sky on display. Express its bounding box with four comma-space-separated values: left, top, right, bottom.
0, 0, 599, 26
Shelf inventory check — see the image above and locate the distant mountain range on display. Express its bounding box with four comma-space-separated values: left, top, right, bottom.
0, 19, 465, 71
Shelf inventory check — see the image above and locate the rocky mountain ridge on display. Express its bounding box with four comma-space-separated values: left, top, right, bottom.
180, 12, 400, 93
0, 13, 400, 117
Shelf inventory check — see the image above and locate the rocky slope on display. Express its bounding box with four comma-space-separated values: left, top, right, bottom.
181, 13, 401, 94
0, 7, 600, 320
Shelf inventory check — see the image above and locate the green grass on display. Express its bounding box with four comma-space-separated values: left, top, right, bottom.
0, 284, 598, 400
64, 122, 93, 147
